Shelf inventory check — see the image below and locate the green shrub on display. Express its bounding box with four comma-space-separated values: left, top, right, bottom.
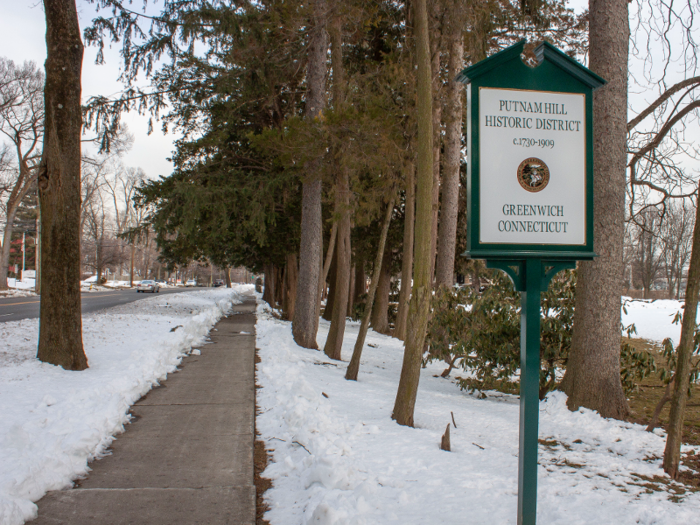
427, 271, 659, 399
427, 270, 572, 399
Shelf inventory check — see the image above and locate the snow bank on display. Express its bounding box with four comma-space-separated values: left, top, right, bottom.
5, 279, 34, 292
256, 302, 700, 525
0, 289, 36, 299
0, 287, 244, 525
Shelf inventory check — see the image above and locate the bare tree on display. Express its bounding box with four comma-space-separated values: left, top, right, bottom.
0, 58, 44, 290
82, 191, 110, 283
626, 2, 700, 216
659, 201, 694, 299
102, 164, 144, 235
630, 208, 664, 298
664, 185, 700, 478
622, 221, 636, 293
566, 0, 700, 418
0, 143, 15, 214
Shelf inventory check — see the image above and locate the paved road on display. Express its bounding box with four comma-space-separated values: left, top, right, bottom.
0, 287, 205, 323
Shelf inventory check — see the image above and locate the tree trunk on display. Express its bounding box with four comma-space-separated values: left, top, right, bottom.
435, 31, 463, 288
346, 197, 396, 380
323, 248, 337, 321
129, 243, 134, 286
347, 262, 355, 313
0, 208, 18, 289
96, 239, 103, 284
392, 0, 434, 426
395, 162, 415, 341
646, 376, 675, 432
142, 232, 152, 280
323, 15, 352, 361
354, 256, 366, 304
262, 263, 276, 307
370, 245, 392, 335
323, 190, 351, 360
663, 184, 700, 478
224, 266, 231, 288
36, 0, 87, 371
560, 0, 630, 419
274, 264, 284, 307
321, 221, 338, 301
283, 253, 299, 321
0, 146, 38, 290
35, 207, 41, 294
428, 13, 442, 286
470, 260, 483, 293
292, 0, 328, 350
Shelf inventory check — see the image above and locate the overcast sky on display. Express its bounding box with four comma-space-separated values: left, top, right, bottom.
0, 0, 176, 180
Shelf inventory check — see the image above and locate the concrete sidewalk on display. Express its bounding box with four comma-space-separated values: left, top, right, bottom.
32, 295, 257, 525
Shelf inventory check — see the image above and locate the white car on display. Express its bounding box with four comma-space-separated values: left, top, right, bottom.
185, 279, 197, 287
136, 280, 160, 293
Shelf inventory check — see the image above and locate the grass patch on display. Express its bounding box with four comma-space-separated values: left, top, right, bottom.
624, 338, 700, 448
624, 338, 700, 492
457, 377, 520, 397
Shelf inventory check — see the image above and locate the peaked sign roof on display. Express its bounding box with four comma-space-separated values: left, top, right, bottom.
457, 40, 606, 91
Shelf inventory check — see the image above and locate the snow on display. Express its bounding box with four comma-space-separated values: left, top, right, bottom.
79, 284, 113, 292
0, 287, 245, 525
5, 279, 34, 292
2, 287, 698, 525
256, 299, 700, 525
0, 289, 36, 299
621, 296, 691, 345
104, 280, 133, 288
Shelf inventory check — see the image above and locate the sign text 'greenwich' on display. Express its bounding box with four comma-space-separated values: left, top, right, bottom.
479, 87, 586, 246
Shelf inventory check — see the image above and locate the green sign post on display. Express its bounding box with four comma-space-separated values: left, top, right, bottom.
458, 41, 606, 524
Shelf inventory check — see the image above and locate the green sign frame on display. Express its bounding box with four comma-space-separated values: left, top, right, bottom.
459, 40, 605, 261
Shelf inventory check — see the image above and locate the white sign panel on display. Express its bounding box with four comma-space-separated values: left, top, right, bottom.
479, 87, 586, 245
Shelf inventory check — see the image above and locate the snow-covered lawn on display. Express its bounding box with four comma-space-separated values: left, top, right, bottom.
256, 299, 700, 525
1, 290, 696, 525
0, 286, 245, 525
621, 296, 691, 345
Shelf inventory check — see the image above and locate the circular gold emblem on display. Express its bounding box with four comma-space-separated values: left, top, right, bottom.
517, 157, 550, 193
